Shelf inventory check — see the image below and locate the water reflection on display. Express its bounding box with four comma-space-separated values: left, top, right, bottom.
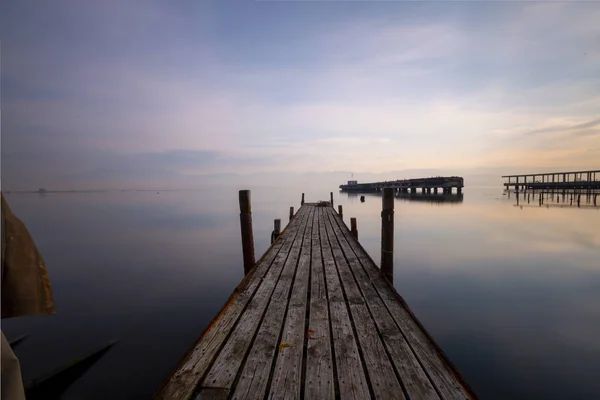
509, 189, 600, 209
342, 191, 464, 204
1, 186, 599, 400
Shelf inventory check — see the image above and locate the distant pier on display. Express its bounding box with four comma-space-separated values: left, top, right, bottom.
502, 169, 600, 193
339, 176, 464, 195
503, 169, 600, 208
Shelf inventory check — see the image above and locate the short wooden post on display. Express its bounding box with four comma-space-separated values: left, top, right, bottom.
330, 192, 334, 207
381, 188, 394, 284
271, 219, 281, 244
301, 193, 305, 205
338, 205, 343, 219
289, 206, 294, 221
239, 190, 255, 275
350, 217, 358, 239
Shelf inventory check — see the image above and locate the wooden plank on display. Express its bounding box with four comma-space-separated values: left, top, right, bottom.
304, 206, 335, 400
323, 207, 404, 399
194, 388, 228, 400
229, 207, 313, 399
326, 208, 439, 400
319, 207, 371, 400
267, 207, 315, 399
328, 209, 474, 400
204, 207, 312, 393
155, 206, 309, 400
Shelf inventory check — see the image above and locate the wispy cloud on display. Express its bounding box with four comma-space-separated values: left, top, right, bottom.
525, 118, 600, 136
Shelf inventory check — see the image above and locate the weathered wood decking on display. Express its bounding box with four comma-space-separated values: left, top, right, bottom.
156, 203, 475, 400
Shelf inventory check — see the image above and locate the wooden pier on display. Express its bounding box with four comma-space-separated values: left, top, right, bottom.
502, 169, 600, 192
339, 177, 464, 195
155, 191, 476, 400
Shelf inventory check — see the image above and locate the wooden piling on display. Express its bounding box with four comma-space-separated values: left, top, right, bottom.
301, 193, 305, 205
271, 219, 281, 244
350, 217, 358, 239
239, 190, 255, 275
289, 206, 294, 221
338, 205, 343, 218
330, 192, 334, 207
381, 188, 394, 284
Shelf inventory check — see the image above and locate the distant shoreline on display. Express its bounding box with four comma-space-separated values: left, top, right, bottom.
3, 189, 203, 194
5, 190, 109, 194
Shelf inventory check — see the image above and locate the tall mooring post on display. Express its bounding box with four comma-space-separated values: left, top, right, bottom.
330, 192, 334, 207
381, 188, 394, 284
301, 193, 305, 205
289, 206, 294, 221
350, 217, 358, 239
272, 219, 281, 244
239, 190, 255, 275
338, 205, 343, 219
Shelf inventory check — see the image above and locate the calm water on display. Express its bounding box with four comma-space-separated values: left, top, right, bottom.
2, 185, 600, 399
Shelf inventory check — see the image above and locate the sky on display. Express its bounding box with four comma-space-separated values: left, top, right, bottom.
1, 0, 600, 189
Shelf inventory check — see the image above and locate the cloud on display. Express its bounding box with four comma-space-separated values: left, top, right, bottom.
1, 1, 599, 188
525, 118, 600, 136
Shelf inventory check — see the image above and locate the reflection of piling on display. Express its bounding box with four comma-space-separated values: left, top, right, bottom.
239, 190, 256, 275
381, 188, 394, 284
